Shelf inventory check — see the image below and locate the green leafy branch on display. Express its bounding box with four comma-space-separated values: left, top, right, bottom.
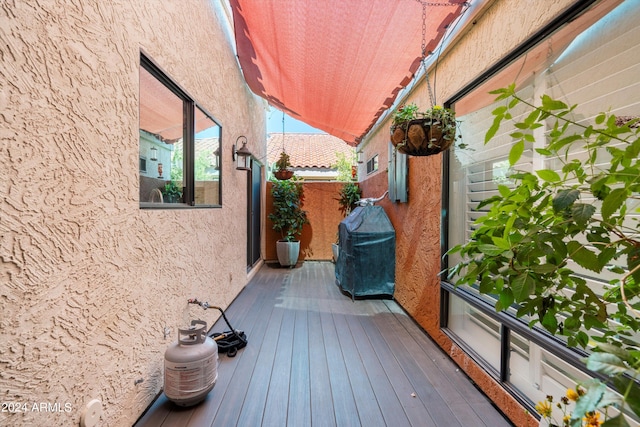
447, 84, 640, 422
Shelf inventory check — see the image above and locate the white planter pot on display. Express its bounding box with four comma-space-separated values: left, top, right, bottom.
276, 240, 300, 267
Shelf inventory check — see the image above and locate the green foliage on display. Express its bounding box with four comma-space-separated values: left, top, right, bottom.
170, 145, 183, 182
337, 182, 362, 216
170, 144, 217, 181
195, 149, 217, 180
275, 151, 291, 172
391, 103, 420, 125
447, 84, 640, 420
161, 181, 182, 203
268, 178, 309, 242
333, 151, 357, 182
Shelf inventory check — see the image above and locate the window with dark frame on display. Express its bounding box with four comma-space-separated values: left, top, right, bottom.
366, 154, 378, 174
441, 2, 640, 422
138, 53, 222, 208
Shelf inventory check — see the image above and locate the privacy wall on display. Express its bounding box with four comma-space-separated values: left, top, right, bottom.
0, 1, 265, 426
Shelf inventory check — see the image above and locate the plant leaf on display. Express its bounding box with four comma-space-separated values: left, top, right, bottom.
541, 94, 568, 111
586, 352, 628, 375
530, 264, 557, 274
536, 169, 561, 182
602, 187, 628, 220
571, 380, 607, 426
491, 236, 511, 250
509, 140, 525, 165
553, 189, 580, 212
541, 311, 558, 333
572, 203, 596, 226
612, 376, 640, 418
485, 114, 502, 144
567, 241, 601, 272
601, 414, 631, 427
478, 244, 505, 256
511, 272, 536, 300
497, 288, 514, 311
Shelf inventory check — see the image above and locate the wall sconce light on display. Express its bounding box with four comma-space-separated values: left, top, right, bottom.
149, 146, 158, 161
233, 136, 252, 171
357, 150, 364, 164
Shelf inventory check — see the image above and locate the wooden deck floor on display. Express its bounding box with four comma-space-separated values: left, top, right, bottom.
135, 261, 513, 427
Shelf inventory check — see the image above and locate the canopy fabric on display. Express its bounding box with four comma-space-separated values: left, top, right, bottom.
230, 0, 466, 145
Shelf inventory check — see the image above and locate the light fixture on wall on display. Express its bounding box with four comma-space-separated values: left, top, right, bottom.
149, 146, 158, 161
233, 136, 252, 171
357, 150, 364, 164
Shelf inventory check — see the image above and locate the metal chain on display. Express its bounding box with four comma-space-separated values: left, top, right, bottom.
416, 0, 436, 107
421, 2, 427, 57
413, 1, 469, 107
281, 111, 286, 153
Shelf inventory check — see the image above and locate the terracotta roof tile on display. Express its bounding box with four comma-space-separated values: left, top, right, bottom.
267, 133, 355, 169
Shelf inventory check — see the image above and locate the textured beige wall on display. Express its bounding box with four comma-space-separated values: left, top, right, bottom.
359, 1, 577, 426
0, 1, 265, 426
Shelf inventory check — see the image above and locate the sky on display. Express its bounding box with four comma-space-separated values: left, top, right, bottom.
266, 108, 325, 134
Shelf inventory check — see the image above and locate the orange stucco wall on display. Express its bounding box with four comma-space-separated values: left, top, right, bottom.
265, 181, 351, 262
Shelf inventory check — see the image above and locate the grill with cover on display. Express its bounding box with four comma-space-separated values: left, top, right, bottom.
335, 205, 395, 298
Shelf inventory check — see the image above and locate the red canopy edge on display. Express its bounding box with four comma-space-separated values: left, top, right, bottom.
231, 0, 466, 145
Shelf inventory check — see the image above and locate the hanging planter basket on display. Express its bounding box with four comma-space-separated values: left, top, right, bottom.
389, 104, 457, 157
274, 169, 294, 180
390, 118, 456, 156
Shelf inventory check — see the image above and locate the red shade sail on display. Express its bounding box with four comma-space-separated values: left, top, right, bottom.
230, 0, 467, 145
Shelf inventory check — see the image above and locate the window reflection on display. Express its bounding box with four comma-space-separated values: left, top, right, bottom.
194, 107, 221, 206
139, 65, 184, 204
138, 55, 222, 207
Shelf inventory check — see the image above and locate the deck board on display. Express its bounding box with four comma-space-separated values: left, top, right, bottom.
134, 262, 513, 427
308, 309, 337, 427
288, 309, 311, 427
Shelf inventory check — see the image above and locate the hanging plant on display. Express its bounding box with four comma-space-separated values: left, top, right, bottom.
274, 151, 294, 180
390, 103, 458, 156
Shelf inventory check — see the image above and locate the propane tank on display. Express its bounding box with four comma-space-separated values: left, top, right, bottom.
164, 320, 218, 407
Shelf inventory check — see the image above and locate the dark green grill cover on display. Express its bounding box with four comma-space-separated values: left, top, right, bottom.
335, 206, 395, 298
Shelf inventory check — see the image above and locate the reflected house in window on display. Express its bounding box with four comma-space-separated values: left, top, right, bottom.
138, 54, 222, 207
173, 135, 221, 205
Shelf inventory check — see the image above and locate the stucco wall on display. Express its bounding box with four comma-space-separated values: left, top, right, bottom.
265, 181, 349, 262
0, 1, 265, 426
358, 1, 579, 426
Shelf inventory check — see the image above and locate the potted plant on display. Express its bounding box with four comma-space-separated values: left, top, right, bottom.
268, 178, 309, 267
161, 181, 182, 203
390, 103, 457, 156
273, 151, 294, 180
333, 182, 362, 262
